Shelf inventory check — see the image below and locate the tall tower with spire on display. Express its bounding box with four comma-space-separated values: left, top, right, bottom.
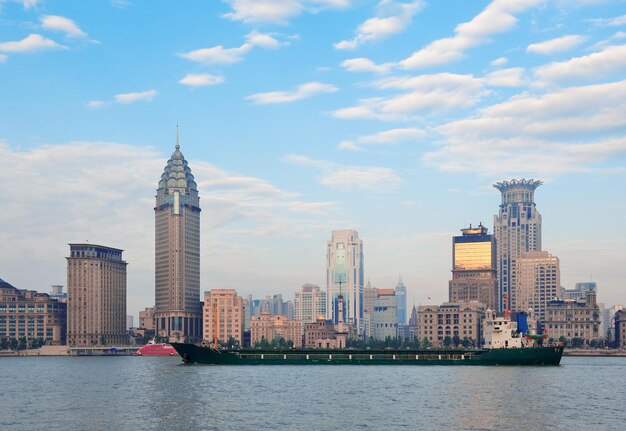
493, 179, 542, 313
154, 130, 202, 342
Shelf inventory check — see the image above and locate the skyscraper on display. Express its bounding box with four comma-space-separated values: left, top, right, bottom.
448, 224, 498, 311
395, 276, 407, 325
514, 251, 561, 322
66, 244, 127, 346
294, 284, 327, 323
493, 179, 542, 312
326, 230, 364, 333
154, 137, 202, 342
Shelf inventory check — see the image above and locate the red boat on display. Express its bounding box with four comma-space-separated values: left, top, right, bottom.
136, 340, 177, 356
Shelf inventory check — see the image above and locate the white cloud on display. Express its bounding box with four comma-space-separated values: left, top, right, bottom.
247, 81, 338, 104
0, 140, 338, 318
334, 0, 424, 50
588, 14, 626, 27
526, 35, 586, 55
334, 73, 488, 120
114, 90, 157, 104
87, 100, 107, 109
341, 57, 393, 73
222, 0, 352, 24
40, 15, 87, 38
400, 0, 544, 69
483, 67, 526, 87
338, 127, 426, 151
245, 30, 281, 49
0, 33, 66, 53
490, 56, 508, 66
22, 0, 39, 9
0, 54, 6, 62
424, 80, 626, 176
534, 44, 626, 85
284, 153, 401, 191
179, 43, 252, 65
179, 73, 225, 87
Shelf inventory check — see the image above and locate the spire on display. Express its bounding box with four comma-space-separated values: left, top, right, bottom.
176, 123, 180, 150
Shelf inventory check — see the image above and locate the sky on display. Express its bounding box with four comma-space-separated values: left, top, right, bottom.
1, 0, 626, 319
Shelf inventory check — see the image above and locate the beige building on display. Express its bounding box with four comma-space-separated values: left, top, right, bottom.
0, 279, 66, 345
251, 312, 302, 347
139, 307, 154, 330
418, 302, 485, 348
155, 139, 202, 342
544, 291, 601, 343
67, 244, 127, 346
449, 224, 497, 311
513, 251, 561, 322
203, 289, 243, 346
304, 319, 336, 348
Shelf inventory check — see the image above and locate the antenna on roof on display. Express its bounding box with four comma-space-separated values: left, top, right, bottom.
176, 123, 180, 150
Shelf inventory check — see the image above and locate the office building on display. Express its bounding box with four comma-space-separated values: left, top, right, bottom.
514, 251, 561, 322
493, 179, 542, 312
418, 302, 485, 349
202, 289, 243, 346
372, 289, 399, 340
395, 276, 407, 325
326, 230, 364, 333
544, 291, 601, 343
154, 138, 202, 342
448, 224, 498, 311
294, 284, 327, 323
0, 279, 66, 345
251, 313, 302, 347
66, 244, 127, 346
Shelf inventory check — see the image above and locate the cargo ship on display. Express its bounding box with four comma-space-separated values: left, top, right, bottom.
171, 307, 563, 366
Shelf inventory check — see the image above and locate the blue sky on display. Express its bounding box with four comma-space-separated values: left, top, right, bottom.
1, 0, 626, 318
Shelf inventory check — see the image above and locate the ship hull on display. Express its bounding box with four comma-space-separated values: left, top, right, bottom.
171, 343, 563, 366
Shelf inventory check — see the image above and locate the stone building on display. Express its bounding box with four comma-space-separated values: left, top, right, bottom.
418, 302, 485, 348
303, 319, 336, 348
544, 291, 601, 343
615, 310, 626, 349
372, 289, 398, 340
514, 251, 561, 322
203, 289, 243, 346
66, 244, 127, 346
251, 312, 302, 347
0, 279, 66, 345
139, 307, 154, 330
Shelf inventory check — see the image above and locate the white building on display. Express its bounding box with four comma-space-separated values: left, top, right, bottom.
326, 230, 364, 334
294, 284, 326, 323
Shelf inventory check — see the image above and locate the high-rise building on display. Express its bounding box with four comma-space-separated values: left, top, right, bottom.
202, 289, 243, 346
372, 289, 399, 340
514, 251, 561, 322
67, 244, 127, 346
395, 276, 407, 325
294, 284, 327, 323
154, 138, 202, 342
494, 179, 543, 312
448, 224, 498, 311
326, 230, 364, 333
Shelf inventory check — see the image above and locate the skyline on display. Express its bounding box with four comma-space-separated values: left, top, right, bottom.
1, 0, 626, 317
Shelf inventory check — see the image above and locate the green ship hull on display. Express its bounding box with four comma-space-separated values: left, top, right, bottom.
171, 343, 564, 366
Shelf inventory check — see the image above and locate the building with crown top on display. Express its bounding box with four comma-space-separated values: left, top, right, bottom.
154, 138, 202, 342
493, 179, 542, 312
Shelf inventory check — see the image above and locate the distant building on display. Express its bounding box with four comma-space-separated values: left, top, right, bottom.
294, 284, 327, 324
493, 179, 543, 312
544, 291, 601, 343
126, 315, 134, 330
562, 282, 597, 301
139, 307, 154, 330
407, 305, 419, 340
604, 305, 624, 344
326, 230, 364, 333
251, 313, 302, 347
0, 279, 66, 345
372, 289, 399, 340
418, 302, 485, 348
362, 282, 377, 338
49, 285, 67, 303
154, 138, 202, 343
514, 251, 561, 322
448, 224, 497, 311
303, 319, 337, 348
66, 244, 127, 346
615, 310, 626, 349
202, 289, 243, 346
395, 276, 407, 325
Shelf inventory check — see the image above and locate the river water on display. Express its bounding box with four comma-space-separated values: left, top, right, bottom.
1, 355, 625, 430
